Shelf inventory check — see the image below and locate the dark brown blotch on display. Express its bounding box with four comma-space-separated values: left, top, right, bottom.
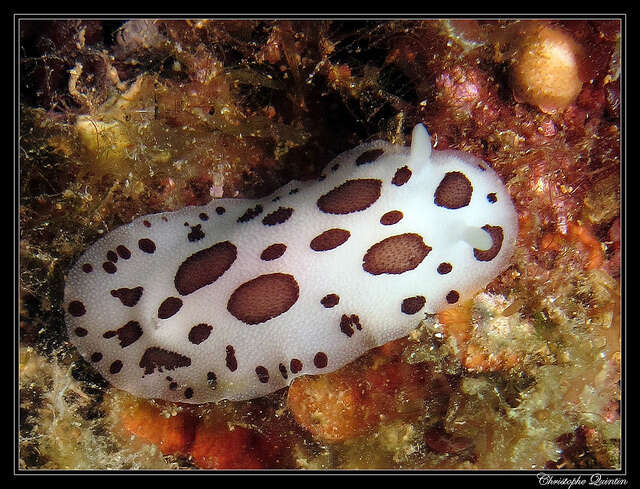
237, 204, 263, 223
103, 262, 117, 274
255, 366, 269, 383
139, 347, 192, 375
437, 262, 453, 274
262, 206, 294, 226
401, 296, 426, 315
138, 238, 156, 254
392, 166, 412, 186
187, 224, 205, 242
158, 297, 183, 319
103, 320, 143, 348
116, 245, 131, 259
188, 323, 213, 345
226, 345, 238, 372
107, 250, 118, 263
339, 314, 362, 337
473, 225, 504, 262
355, 148, 384, 166
320, 293, 340, 308
310, 228, 351, 251
279, 363, 288, 379
317, 179, 382, 215
74, 327, 88, 337
174, 241, 237, 295
363, 233, 431, 275
68, 300, 86, 317
227, 273, 299, 325
260, 243, 287, 261
110, 360, 123, 374
207, 371, 217, 390
314, 352, 328, 369
380, 210, 403, 225
110, 286, 143, 307
446, 290, 460, 304
434, 171, 473, 209
290, 358, 303, 374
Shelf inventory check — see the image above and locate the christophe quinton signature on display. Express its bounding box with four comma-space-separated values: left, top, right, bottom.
537, 473, 628, 488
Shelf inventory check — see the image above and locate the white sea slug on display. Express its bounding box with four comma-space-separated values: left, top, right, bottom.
64, 124, 518, 403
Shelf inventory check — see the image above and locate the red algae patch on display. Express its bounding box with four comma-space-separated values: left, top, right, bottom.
120, 399, 196, 455
190, 422, 264, 469
540, 221, 605, 271
437, 298, 529, 373
119, 397, 288, 469
190, 420, 290, 469
287, 340, 430, 443
510, 24, 586, 113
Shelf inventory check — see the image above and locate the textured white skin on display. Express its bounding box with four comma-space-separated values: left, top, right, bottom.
64, 125, 518, 403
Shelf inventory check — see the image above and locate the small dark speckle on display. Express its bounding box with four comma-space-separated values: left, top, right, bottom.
446, 290, 460, 304
237, 204, 263, 223
207, 371, 217, 390
187, 224, 205, 242
109, 360, 123, 374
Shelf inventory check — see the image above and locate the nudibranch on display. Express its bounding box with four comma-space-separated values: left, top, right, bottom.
64, 124, 518, 403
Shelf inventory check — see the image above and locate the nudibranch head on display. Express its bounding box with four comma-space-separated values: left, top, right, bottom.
64, 124, 517, 403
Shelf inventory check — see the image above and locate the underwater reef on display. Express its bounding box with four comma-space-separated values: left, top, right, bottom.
19, 18, 621, 470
